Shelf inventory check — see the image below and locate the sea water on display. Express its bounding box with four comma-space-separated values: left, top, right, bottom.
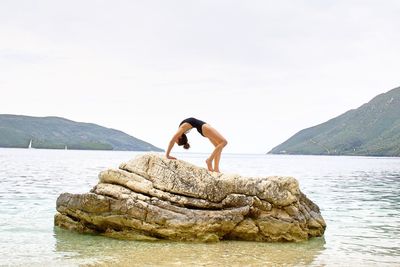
0, 148, 399, 266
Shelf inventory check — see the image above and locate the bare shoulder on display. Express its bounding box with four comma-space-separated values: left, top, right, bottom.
172, 124, 191, 140
180, 122, 192, 131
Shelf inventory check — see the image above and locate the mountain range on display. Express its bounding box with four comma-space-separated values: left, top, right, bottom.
269, 86, 400, 157
0, 114, 163, 151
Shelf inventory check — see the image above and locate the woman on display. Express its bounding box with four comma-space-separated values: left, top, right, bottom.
166, 117, 228, 173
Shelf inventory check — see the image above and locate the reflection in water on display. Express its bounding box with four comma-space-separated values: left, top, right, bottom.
1, 149, 400, 266
53, 227, 326, 266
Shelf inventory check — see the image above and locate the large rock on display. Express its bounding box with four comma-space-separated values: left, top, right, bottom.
54, 154, 326, 242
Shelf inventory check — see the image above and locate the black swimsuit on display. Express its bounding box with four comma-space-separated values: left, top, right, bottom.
179, 117, 206, 136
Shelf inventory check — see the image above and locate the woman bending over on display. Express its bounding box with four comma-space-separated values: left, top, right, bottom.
166, 117, 228, 173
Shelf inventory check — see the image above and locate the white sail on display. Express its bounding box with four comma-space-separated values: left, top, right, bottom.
28, 139, 32, 149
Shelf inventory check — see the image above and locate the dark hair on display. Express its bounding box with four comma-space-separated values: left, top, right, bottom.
178, 134, 190, 149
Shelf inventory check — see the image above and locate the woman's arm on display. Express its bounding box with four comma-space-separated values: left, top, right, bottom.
166, 138, 177, 159
165, 127, 186, 160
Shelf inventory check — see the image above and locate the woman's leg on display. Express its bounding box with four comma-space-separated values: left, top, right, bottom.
206, 138, 219, 171
202, 124, 228, 172
213, 140, 227, 172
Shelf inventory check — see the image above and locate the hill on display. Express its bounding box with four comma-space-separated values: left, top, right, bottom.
0, 115, 163, 151
269, 86, 400, 157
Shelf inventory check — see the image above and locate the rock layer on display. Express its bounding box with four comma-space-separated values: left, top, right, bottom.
55, 154, 326, 242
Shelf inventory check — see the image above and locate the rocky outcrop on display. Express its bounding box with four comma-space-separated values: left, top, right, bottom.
54, 154, 326, 242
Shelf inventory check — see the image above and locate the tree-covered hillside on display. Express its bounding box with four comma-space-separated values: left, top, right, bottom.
0, 115, 163, 151
269, 87, 400, 157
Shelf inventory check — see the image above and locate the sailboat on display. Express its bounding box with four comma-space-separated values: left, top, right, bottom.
28, 139, 33, 149
64, 145, 68, 150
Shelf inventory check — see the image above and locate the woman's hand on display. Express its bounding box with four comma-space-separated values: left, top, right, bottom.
166, 155, 177, 160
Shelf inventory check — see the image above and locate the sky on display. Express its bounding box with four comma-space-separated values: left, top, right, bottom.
1, 0, 399, 153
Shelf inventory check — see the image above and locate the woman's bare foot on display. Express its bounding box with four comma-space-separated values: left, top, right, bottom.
206, 159, 214, 171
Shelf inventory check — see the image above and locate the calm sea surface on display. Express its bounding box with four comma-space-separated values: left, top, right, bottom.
0, 148, 399, 266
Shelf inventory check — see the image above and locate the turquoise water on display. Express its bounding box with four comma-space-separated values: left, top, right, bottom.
0, 148, 399, 266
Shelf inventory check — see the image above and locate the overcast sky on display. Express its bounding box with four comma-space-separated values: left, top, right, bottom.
1, 0, 399, 153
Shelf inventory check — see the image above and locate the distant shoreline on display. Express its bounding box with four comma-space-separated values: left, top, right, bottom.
0, 114, 163, 152
0, 147, 163, 152
1, 147, 398, 158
